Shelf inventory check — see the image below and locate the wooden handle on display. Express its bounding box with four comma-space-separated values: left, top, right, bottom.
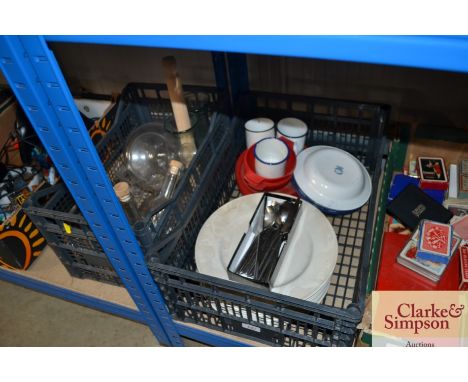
162, 56, 191, 132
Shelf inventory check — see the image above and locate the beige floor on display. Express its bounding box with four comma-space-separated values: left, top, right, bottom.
0, 280, 203, 346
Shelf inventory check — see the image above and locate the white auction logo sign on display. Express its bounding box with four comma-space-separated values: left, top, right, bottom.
372, 291, 468, 347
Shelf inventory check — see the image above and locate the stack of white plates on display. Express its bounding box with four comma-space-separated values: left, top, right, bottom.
195, 193, 338, 303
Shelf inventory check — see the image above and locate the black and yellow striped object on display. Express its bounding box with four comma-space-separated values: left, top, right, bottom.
88, 115, 113, 145
0, 208, 46, 270
87, 98, 118, 145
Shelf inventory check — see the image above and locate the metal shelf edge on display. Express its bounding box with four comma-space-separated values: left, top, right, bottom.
45, 35, 468, 73
0, 267, 146, 324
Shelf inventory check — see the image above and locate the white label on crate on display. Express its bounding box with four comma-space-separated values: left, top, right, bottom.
242, 323, 261, 333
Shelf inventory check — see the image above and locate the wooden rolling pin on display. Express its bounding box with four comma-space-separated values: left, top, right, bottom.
162, 56, 196, 165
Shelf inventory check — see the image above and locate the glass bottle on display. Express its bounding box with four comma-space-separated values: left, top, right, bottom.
160, 160, 183, 199
140, 160, 184, 228
113, 181, 141, 225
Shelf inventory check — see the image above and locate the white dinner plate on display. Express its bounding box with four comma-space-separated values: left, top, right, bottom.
293, 146, 372, 214
195, 193, 338, 301
306, 279, 330, 303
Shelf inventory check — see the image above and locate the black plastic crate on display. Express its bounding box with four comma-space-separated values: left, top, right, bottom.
23, 184, 122, 285
24, 83, 231, 285
147, 91, 389, 347
51, 243, 123, 285
116, 82, 230, 117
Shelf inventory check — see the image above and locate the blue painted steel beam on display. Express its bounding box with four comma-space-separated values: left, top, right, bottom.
45, 35, 468, 73
0, 268, 146, 324
0, 36, 184, 346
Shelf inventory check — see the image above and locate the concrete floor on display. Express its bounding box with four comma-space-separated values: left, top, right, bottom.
0, 280, 202, 346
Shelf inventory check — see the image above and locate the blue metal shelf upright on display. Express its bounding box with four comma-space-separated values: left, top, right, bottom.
1, 35, 468, 347
0, 35, 184, 346
0, 35, 250, 347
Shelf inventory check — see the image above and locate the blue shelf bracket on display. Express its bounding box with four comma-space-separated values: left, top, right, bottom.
0, 35, 184, 347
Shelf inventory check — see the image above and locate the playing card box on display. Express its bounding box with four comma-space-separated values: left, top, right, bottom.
460, 245, 468, 291
416, 220, 453, 264
444, 200, 468, 218
418, 156, 449, 191
397, 229, 445, 282
397, 228, 460, 282
459, 159, 468, 199
452, 215, 468, 241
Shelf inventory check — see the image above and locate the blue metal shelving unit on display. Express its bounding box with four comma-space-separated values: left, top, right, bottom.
0, 35, 184, 347
1, 35, 468, 347
46, 35, 468, 73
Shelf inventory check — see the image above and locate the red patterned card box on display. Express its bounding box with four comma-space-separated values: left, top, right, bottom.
460, 246, 468, 291
416, 220, 452, 264
452, 215, 468, 241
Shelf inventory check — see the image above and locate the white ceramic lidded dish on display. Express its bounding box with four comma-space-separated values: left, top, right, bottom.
245, 117, 275, 148
293, 146, 372, 215
277, 117, 308, 154
254, 138, 289, 179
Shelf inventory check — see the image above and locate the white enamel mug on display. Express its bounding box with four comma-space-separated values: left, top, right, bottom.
277, 117, 308, 154
245, 118, 275, 148
254, 138, 289, 179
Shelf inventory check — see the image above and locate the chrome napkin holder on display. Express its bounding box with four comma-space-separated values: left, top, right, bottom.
227, 193, 303, 289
